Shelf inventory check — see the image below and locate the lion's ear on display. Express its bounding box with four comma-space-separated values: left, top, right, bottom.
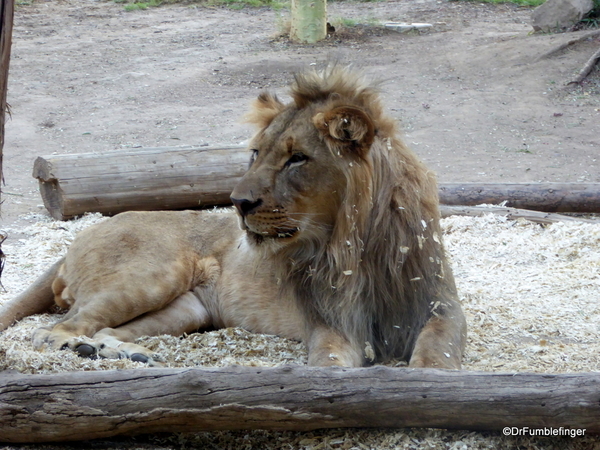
244, 92, 285, 129
313, 106, 375, 158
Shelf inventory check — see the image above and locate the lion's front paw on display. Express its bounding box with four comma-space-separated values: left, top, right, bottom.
32, 327, 163, 366
409, 350, 461, 370
64, 336, 109, 359
109, 341, 164, 367
32, 326, 71, 351
94, 335, 164, 366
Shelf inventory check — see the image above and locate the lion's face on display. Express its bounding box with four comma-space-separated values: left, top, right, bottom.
231, 107, 342, 244
230, 94, 375, 247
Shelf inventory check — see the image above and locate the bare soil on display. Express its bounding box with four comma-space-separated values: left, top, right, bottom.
2, 0, 600, 233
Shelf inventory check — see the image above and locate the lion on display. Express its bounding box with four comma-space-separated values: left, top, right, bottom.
0, 66, 466, 369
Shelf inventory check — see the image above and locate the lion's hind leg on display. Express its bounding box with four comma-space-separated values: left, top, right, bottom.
32, 285, 183, 357
69, 291, 213, 365
0, 258, 64, 332
408, 298, 467, 370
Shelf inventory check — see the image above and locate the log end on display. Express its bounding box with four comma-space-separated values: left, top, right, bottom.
37, 179, 66, 220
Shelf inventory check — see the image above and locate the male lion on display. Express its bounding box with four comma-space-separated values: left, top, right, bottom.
0, 66, 466, 368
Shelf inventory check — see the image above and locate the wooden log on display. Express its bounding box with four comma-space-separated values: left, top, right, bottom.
536, 30, 600, 61
438, 182, 600, 213
568, 45, 600, 86
33, 148, 600, 220
33, 145, 247, 220
440, 205, 600, 224
0, 366, 598, 443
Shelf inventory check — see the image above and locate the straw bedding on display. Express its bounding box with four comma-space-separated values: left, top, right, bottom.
1, 212, 598, 449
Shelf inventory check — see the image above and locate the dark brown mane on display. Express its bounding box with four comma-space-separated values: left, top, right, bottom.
242, 66, 459, 363
291, 66, 397, 139
288, 66, 457, 362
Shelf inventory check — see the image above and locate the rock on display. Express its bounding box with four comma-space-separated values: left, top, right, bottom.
531, 0, 594, 32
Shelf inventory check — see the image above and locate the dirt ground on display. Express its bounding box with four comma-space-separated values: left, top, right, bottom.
1, 0, 600, 448
2, 0, 600, 234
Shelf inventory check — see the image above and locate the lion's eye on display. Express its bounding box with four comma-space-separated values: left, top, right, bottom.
250, 149, 259, 165
286, 152, 308, 168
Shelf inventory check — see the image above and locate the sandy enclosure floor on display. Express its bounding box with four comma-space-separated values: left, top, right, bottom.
1, 213, 599, 449
2, 0, 600, 230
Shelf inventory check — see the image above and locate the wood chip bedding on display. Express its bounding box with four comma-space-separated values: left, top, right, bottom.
1, 212, 598, 449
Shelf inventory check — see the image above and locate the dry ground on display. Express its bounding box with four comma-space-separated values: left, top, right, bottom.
2, 0, 599, 230
1, 0, 600, 448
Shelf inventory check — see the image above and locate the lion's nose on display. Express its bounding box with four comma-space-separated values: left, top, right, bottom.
231, 197, 262, 217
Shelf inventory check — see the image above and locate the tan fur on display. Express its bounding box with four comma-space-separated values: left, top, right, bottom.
0, 66, 466, 368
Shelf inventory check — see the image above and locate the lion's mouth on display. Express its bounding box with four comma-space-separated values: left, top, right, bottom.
246, 226, 299, 240
238, 210, 300, 240
241, 219, 299, 242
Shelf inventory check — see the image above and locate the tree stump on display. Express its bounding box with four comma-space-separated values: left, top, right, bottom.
290, 0, 327, 43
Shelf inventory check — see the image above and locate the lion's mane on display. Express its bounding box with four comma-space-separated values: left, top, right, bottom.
266, 67, 456, 363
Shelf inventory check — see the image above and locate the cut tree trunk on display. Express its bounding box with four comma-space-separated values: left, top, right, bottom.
438, 182, 600, 213
0, 366, 598, 443
33, 145, 247, 220
290, 0, 327, 43
33, 147, 600, 219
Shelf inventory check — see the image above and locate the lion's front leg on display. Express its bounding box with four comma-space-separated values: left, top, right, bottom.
306, 326, 364, 367
409, 298, 467, 370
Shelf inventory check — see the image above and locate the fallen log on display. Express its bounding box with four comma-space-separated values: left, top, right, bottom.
438, 182, 600, 213
568, 45, 600, 86
536, 29, 600, 61
0, 366, 598, 443
33, 145, 247, 220
33, 148, 600, 219
440, 205, 600, 224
